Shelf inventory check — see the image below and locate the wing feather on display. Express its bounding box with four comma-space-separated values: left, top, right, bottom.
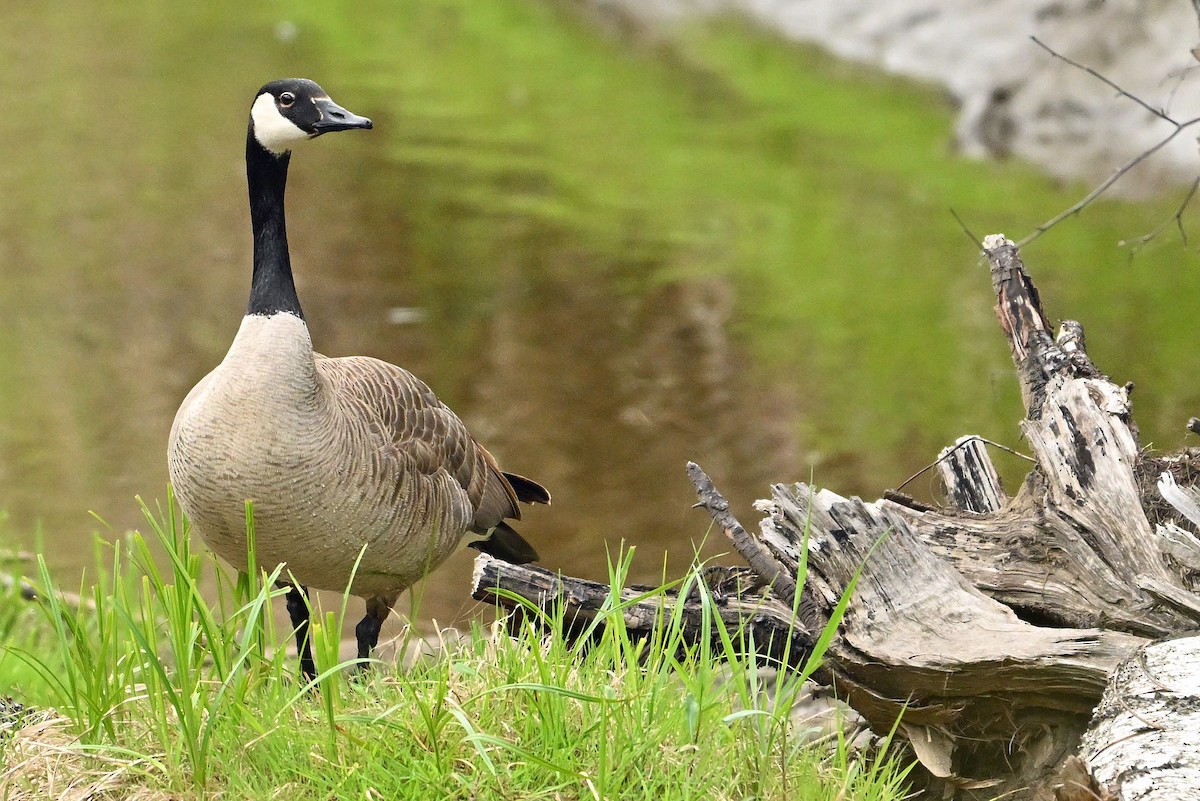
315, 355, 524, 530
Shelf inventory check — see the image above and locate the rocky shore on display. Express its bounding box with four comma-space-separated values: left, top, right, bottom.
600, 0, 1200, 195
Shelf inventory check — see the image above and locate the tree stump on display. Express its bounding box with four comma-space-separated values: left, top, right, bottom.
472, 235, 1200, 800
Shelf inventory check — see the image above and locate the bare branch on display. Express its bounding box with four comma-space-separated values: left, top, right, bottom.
1120, 176, 1199, 255
1017, 38, 1200, 248
895, 435, 1034, 494
1016, 118, 1200, 248
1030, 36, 1178, 125
949, 207, 983, 250
686, 461, 798, 606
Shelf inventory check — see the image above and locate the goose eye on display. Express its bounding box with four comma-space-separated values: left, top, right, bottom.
279, 92, 296, 108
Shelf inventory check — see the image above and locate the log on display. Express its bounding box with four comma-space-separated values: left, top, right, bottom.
742, 236, 1200, 797
1074, 636, 1200, 800
755, 478, 1145, 797
936, 436, 1009, 514
470, 554, 812, 667
472, 234, 1200, 799
750, 236, 1200, 797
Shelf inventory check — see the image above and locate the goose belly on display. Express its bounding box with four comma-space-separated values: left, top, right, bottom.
212, 481, 471, 599
169, 383, 473, 599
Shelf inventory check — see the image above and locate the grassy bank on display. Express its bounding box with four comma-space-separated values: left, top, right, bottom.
0, 502, 911, 800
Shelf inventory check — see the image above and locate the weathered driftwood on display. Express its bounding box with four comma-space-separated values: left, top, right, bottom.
754, 478, 1148, 798
744, 236, 1200, 799
1071, 636, 1200, 801
470, 554, 812, 666
936, 435, 1009, 514
473, 234, 1200, 800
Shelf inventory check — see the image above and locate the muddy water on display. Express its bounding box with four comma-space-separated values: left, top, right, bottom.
2, 1, 1195, 631
0, 4, 801, 629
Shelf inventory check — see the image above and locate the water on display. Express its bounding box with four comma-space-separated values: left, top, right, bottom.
3, 1, 1198, 629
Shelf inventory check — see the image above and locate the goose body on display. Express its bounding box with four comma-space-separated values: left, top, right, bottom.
167, 79, 547, 676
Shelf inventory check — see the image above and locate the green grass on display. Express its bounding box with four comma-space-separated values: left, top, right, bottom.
0, 501, 912, 800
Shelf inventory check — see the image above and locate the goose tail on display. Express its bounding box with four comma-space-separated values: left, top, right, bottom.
502, 472, 551, 505
470, 521, 540, 564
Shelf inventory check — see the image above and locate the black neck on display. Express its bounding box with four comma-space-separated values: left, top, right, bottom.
246, 129, 304, 318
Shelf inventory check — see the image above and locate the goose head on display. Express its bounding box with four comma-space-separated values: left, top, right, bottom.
249, 78, 373, 155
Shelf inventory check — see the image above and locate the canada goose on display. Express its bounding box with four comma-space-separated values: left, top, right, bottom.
167, 79, 549, 679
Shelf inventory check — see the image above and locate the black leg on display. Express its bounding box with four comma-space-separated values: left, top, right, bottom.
354, 596, 393, 666
283, 584, 317, 681
354, 614, 382, 662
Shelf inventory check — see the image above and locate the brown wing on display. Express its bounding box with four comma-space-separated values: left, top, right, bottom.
315, 354, 523, 530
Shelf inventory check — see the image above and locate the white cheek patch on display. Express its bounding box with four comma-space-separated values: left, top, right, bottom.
250, 93, 309, 153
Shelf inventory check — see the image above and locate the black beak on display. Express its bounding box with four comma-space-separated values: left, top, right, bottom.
311, 98, 373, 135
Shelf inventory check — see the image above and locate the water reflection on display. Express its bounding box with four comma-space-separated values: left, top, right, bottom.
0, 45, 796, 627
283, 184, 807, 623
3, 1, 1198, 633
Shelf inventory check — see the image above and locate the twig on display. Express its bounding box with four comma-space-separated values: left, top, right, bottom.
1031, 37, 1177, 125
1017, 118, 1200, 248
686, 461, 797, 606
470, 554, 811, 664
1016, 37, 1200, 248
895, 435, 1035, 494
1121, 176, 1199, 255
949, 208, 983, 251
